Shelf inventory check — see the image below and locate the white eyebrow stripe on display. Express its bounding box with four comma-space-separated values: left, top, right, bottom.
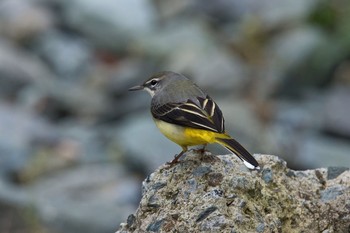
145, 78, 161, 85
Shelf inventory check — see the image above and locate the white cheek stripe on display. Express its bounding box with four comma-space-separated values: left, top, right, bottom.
144, 88, 155, 97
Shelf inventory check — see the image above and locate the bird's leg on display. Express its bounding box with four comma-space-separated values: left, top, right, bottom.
166, 147, 187, 165
193, 144, 208, 155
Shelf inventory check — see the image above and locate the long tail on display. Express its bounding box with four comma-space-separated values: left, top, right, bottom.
216, 137, 260, 170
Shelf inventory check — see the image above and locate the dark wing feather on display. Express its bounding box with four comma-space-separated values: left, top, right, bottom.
198, 95, 225, 132
152, 95, 225, 133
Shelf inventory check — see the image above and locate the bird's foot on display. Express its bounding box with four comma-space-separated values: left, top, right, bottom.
166, 151, 185, 166
191, 147, 209, 155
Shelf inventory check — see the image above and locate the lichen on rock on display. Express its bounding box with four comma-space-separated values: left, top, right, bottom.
116, 152, 350, 233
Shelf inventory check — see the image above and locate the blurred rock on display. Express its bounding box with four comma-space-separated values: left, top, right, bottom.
139, 20, 211, 57
323, 86, 350, 138
268, 26, 325, 72
104, 58, 156, 96
154, 0, 195, 19
183, 48, 248, 92
57, 122, 110, 163
143, 21, 248, 92
0, 163, 140, 233
114, 113, 179, 172
36, 81, 111, 121
34, 30, 92, 79
246, 0, 318, 27
0, 0, 53, 41
196, 0, 319, 27
30, 163, 139, 233
0, 103, 57, 176
217, 98, 262, 148
0, 39, 52, 100
60, 0, 156, 51
301, 135, 350, 168
117, 154, 350, 232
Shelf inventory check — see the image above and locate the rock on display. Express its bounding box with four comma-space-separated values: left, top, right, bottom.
116, 154, 350, 232
114, 113, 180, 172
0, 0, 53, 41
0, 103, 57, 176
196, 0, 319, 27
60, 0, 156, 51
30, 163, 140, 233
150, 21, 248, 92
34, 30, 92, 79
323, 86, 350, 138
0, 39, 52, 99
153, 0, 194, 19
268, 26, 325, 72
300, 135, 350, 168
327, 167, 349, 180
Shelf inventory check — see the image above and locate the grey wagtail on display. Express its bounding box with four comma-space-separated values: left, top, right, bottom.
129, 71, 260, 170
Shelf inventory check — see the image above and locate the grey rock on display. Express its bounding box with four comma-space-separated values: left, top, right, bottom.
196, 206, 218, 222
216, 99, 262, 151
242, 0, 318, 27
154, 0, 194, 19
146, 219, 164, 232
256, 223, 265, 233
117, 154, 350, 232
196, 0, 318, 26
300, 135, 350, 168
324, 86, 350, 138
262, 168, 273, 183
320, 185, 345, 202
0, 103, 57, 174
126, 214, 136, 230
192, 166, 212, 177
31, 163, 139, 233
60, 0, 156, 51
114, 113, 180, 172
0, 39, 52, 98
166, 39, 248, 92
327, 167, 349, 180
0, 0, 53, 41
35, 30, 92, 78
268, 26, 325, 71
139, 21, 211, 57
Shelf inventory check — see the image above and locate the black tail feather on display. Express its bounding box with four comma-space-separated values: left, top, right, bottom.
216, 137, 260, 170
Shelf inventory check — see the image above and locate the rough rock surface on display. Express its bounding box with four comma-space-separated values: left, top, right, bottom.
116, 153, 350, 233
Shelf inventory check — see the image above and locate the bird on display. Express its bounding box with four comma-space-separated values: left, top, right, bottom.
129, 71, 260, 170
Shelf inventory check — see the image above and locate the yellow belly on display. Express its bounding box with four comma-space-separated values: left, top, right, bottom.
154, 119, 221, 147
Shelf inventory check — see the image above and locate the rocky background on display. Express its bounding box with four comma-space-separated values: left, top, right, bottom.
0, 0, 349, 232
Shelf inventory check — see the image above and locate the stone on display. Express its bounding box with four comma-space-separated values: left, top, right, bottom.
60, 0, 156, 51
323, 86, 350, 138
0, 103, 57, 176
0, 39, 52, 99
327, 167, 349, 180
114, 113, 180, 172
300, 135, 350, 168
196, 0, 319, 27
34, 30, 92, 78
116, 153, 350, 232
30, 163, 140, 233
0, 0, 53, 41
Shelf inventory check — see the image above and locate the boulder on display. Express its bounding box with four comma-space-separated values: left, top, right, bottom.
116, 153, 350, 232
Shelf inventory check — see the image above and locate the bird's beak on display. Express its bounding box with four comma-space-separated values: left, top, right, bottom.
128, 85, 144, 91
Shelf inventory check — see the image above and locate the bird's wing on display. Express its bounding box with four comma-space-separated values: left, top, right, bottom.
151, 95, 225, 133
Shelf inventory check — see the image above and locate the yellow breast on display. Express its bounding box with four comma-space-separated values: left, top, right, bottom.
153, 118, 219, 147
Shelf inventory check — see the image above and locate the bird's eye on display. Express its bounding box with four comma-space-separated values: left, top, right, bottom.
150, 80, 158, 86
